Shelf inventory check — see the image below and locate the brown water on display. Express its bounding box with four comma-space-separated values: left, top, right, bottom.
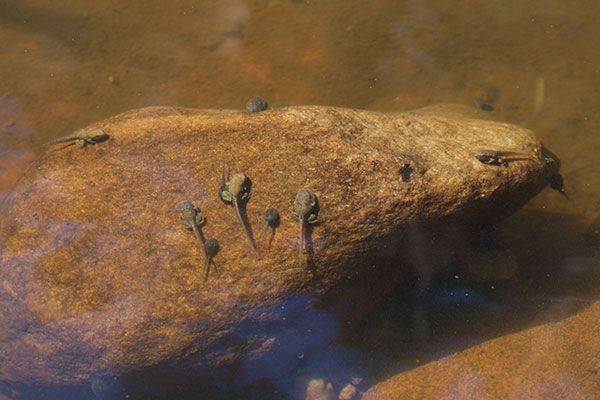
1, 1, 599, 399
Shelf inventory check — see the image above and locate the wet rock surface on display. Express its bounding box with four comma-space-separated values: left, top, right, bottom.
0, 105, 558, 388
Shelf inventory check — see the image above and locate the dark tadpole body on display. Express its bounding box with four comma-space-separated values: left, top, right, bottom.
549, 173, 570, 200
231, 173, 256, 250
260, 207, 280, 249
203, 238, 220, 282
246, 96, 268, 112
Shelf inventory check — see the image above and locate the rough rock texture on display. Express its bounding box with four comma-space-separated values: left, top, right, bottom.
362, 300, 600, 400
0, 105, 558, 387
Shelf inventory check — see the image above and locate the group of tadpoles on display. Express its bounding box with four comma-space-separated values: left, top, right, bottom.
177, 167, 320, 281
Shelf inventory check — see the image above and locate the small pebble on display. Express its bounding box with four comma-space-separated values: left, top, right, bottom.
306, 379, 335, 400
246, 96, 268, 112
351, 377, 363, 386
338, 383, 357, 400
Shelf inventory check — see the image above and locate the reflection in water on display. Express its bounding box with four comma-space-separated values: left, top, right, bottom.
0, 94, 36, 195
235, 304, 338, 388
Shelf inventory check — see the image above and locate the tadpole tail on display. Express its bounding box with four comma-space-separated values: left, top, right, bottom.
203, 258, 210, 282
267, 229, 274, 250
47, 135, 77, 145
259, 223, 268, 242
51, 142, 76, 152
234, 200, 256, 251
192, 225, 206, 247
558, 189, 574, 203
298, 219, 304, 267
220, 162, 226, 186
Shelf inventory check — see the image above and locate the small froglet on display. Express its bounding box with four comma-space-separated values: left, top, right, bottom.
203, 238, 220, 281
292, 189, 319, 267
474, 149, 533, 167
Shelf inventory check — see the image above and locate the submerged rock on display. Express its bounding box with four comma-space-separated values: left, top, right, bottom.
0, 105, 558, 388
362, 299, 600, 399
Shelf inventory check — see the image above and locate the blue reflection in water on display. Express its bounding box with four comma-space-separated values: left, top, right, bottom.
230, 293, 367, 399
427, 287, 504, 313
404, 284, 505, 314
233, 293, 339, 388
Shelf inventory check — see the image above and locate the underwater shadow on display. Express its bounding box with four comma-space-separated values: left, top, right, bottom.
349, 208, 600, 384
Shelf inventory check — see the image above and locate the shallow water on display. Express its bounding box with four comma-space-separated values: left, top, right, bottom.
1, 1, 599, 399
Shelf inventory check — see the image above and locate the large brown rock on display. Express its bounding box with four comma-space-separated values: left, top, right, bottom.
0, 105, 558, 388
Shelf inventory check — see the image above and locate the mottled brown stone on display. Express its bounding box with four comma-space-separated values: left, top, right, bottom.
0, 105, 558, 385
363, 300, 600, 400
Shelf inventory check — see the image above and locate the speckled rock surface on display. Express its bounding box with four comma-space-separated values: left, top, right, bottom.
0, 105, 558, 386
362, 300, 600, 400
